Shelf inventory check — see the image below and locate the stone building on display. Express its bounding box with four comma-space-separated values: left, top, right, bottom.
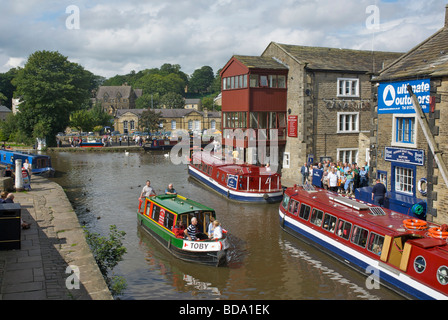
114, 108, 221, 135
95, 85, 142, 115
371, 5, 448, 224
184, 99, 202, 110
261, 42, 402, 181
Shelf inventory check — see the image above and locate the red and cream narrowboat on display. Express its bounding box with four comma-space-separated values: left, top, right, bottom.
279, 184, 448, 299
188, 151, 283, 203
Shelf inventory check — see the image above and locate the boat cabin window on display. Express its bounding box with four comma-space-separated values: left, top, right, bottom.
351, 225, 369, 248
151, 204, 176, 231
299, 204, 311, 221
336, 219, 352, 240
367, 233, 384, 256
322, 213, 337, 233
288, 200, 300, 216
281, 194, 290, 210
310, 209, 323, 227
178, 211, 215, 235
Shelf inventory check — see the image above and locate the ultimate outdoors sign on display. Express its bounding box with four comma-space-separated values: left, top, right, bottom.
378, 79, 430, 114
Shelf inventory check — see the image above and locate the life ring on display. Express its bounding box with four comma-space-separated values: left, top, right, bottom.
418, 178, 427, 196
403, 218, 428, 230
428, 226, 448, 239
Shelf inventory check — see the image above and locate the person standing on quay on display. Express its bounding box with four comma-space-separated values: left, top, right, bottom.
300, 163, 309, 185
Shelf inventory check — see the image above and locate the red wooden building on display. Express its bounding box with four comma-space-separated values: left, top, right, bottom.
219, 55, 288, 163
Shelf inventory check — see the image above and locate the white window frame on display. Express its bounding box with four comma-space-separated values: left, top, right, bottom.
171, 120, 176, 130
337, 112, 359, 133
337, 148, 358, 164
392, 114, 417, 148
337, 78, 359, 97
395, 166, 414, 195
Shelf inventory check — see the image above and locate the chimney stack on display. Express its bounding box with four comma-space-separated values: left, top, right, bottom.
446, 4, 448, 27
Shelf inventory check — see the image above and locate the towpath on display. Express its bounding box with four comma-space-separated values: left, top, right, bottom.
0, 176, 112, 300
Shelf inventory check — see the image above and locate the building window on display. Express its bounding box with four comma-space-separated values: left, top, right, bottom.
393, 116, 416, 146
171, 120, 176, 130
211, 120, 216, 130
188, 120, 193, 130
123, 121, 128, 130
278, 75, 286, 88
337, 148, 358, 164
130, 120, 135, 130
260, 75, 268, 87
337, 78, 359, 97
194, 120, 200, 131
269, 75, 277, 88
250, 75, 259, 87
338, 112, 359, 133
395, 166, 414, 195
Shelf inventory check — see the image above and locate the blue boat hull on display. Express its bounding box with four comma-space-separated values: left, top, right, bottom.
188, 165, 283, 203
279, 210, 443, 300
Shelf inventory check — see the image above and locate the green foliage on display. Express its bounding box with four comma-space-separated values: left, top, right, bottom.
189, 66, 215, 94
0, 68, 18, 109
12, 50, 95, 146
139, 108, 162, 132
84, 225, 127, 297
160, 92, 184, 109
135, 93, 160, 109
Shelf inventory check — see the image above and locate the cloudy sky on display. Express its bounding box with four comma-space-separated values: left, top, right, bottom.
0, 0, 446, 78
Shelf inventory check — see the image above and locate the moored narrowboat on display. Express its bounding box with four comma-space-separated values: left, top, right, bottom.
0, 149, 55, 177
279, 184, 448, 300
188, 150, 283, 203
137, 194, 229, 266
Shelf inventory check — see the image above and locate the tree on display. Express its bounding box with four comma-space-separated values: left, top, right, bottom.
12, 50, 94, 146
139, 108, 162, 133
160, 92, 184, 109
189, 66, 214, 94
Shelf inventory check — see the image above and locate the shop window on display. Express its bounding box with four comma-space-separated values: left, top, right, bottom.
394, 165, 414, 195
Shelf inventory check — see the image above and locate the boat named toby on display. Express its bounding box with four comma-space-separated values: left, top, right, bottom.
188, 150, 283, 203
137, 194, 229, 266
279, 184, 448, 300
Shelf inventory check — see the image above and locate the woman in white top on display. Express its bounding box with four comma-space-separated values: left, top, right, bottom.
212, 220, 223, 240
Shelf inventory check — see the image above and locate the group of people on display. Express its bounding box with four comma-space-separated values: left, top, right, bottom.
301, 160, 370, 195
139, 180, 224, 241
139, 180, 177, 198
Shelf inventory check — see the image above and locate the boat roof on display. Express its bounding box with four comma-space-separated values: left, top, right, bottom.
285, 185, 439, 238
148, 194, 215, 214
192, 151, 279, 176
0, 149, 50, 158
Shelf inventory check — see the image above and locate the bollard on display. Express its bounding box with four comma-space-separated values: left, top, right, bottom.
15, 159, 23, 191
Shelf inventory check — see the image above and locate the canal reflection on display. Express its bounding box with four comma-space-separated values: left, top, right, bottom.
49, 150, 402, 300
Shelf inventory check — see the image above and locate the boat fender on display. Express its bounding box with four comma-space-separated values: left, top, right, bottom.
263, 193, 269, 200
418, 178, 427, 196
227, 190, 230, 198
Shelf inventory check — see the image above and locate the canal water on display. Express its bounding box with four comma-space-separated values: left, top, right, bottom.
48, 150, 402, 300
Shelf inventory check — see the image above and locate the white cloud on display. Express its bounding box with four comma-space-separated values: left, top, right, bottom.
0, 0, 446, 78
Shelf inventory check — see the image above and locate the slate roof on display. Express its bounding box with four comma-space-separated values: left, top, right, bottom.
96, 86, 137, 99
231, 55, 289, 70
267, 42, 403, 74
374, 23, 448, 81
116, 108, 221, 118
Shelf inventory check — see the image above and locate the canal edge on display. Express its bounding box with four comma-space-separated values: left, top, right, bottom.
0, 176, 113, 300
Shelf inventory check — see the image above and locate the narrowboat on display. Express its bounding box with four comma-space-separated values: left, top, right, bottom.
137, 194, 229, 266
279, 184, 448, 300
143, 136, 215, 151
188, 151, 283, 203
79, 137, 103, 147
0, 149, 55, 177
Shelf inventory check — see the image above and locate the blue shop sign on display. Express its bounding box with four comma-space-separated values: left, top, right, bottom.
378, 79, 430, 114
385, 147, 425, 166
